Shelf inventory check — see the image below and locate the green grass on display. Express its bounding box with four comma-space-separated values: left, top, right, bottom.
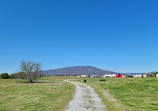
0, 76, 75, 111
74, 77, 158, 111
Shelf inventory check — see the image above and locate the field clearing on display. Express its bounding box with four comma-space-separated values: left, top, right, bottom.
74, 77, 158, 111
0, 76, 75, 111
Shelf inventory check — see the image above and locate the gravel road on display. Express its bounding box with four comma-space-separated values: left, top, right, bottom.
64, 80, 106, 111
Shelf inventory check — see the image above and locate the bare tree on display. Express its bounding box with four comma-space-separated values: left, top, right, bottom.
20, 61, 42, 83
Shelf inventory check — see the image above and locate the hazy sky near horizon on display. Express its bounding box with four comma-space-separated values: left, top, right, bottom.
0, 0, 158, 74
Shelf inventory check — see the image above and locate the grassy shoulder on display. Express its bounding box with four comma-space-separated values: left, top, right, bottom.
0, 76, 75, 111
74, 77, 158, 111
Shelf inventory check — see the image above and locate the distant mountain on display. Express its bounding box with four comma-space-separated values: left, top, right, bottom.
43, 66, 117, 76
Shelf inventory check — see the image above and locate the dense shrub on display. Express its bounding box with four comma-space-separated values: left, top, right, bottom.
1, 73, 10, 79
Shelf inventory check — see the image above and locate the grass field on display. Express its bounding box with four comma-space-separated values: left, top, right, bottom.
74, 77, 158, 111
1, 76, 158, 111
0, 76, 75, 111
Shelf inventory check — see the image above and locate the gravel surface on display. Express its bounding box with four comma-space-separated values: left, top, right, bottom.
64, 80, 106, 111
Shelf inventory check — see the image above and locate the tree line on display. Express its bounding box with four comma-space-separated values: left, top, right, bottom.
0, 73, 14, 79
146, 72, 158, 77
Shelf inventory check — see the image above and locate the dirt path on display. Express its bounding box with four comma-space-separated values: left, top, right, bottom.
64, 80, 106, 111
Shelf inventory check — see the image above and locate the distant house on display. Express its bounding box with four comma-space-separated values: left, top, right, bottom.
102, 74, 116, 78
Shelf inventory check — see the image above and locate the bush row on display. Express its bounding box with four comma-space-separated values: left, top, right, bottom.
0, 72, 27, 79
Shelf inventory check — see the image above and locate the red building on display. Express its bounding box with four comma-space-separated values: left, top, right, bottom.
116, 74, 122, 78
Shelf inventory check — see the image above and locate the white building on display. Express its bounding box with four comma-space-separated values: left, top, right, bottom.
90, 75, 98, 78
102, 74, 116, 78
133, 75, 146, 77
81, 75, 88, 77
133, 75, 142, 77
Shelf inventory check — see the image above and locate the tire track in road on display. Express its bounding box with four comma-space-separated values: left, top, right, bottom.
64, 80, 106, 111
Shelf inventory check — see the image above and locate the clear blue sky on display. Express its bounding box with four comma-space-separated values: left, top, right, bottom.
0, 0, 158, 74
